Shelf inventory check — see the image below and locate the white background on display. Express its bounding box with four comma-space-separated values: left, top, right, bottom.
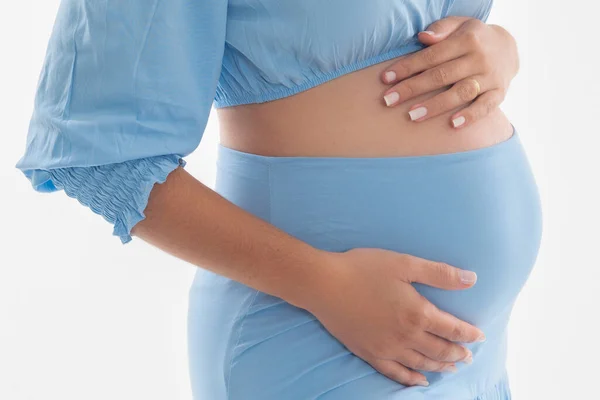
1, 1, 598, 399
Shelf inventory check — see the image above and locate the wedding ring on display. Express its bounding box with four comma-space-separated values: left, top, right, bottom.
471, 78, 481, 96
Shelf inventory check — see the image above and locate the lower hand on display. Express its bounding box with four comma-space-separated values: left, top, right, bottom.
306, 248, 485, 387
380, 17, 519, 129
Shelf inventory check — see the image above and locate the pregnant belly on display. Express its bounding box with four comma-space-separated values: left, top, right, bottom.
266, 130, 543, 328
188, 129, 542, 399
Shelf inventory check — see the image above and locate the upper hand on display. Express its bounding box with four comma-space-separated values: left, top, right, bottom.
306, 248, 486, 387
380, 17, 519, 129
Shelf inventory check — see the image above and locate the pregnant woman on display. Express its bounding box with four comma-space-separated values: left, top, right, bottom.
16, 1, 542, 399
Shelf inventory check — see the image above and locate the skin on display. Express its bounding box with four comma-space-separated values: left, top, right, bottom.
133, 16, 519, 387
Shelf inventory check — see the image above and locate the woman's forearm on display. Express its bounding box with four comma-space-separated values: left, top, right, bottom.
131, 166, 332, 309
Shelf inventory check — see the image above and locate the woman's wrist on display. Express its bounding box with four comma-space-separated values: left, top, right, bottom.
270, 246, 342, 312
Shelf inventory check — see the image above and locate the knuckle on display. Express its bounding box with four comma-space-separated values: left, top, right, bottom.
406, 309, 424, 332
431, 261, 454, 281
397, 253, 416, 276
396, 61, 412, 78
463, 29, 482, 49
457, 81, 478, 102
396, 330, 413, 346
420, 302, 437, 328
402, 83, 415, 98
435, 363, 450, 372
431, 67, 449, 85
411, 357, 427, 370
452, 324, 466, 340
405, 254, 421, 269
420, 47, 438, 65
465, 18, 486, 31
403, 311, 421, 330
425, 96, 444, 113
436, 346, 453, 361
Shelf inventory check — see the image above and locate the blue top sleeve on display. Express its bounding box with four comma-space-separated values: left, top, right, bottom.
15, 0, 228, 243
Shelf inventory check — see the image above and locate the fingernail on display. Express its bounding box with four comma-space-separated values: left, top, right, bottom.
422, 30, 436, 36
476, 334, 486, 342
408, 106, 427, 121
384, 91, 400, 106
463, 355, 473, 364
416, 381, 429, 387
452, 115, 466, 128
384, 70, 397, 83
459, 270, 477, 284
443, 364, 458, 373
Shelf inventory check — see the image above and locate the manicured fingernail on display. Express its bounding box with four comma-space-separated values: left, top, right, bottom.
476, 334, 486, 342
409, 106, 427, 121
384, 91, 400, 106
416, 381, 429, 387
384, 70, 397, 83
452, 115, 466, 128
444, 364, 458, 373
459, 270, 477, 284
422, 30, 436, 36
464, 355, 473, 364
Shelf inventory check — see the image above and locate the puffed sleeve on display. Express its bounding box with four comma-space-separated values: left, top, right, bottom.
15, 0, 228, 243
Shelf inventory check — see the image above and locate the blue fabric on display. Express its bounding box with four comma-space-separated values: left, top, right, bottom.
15, 0, 494, 242
187, 126, 540, 399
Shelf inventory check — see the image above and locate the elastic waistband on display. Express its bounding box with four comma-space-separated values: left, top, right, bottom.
217, 123, 520, 169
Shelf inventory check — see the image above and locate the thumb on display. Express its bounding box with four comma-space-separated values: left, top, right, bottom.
407, 257, 477, 290
418, 16, 472, 45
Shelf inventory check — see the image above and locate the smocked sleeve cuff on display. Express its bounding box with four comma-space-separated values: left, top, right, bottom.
26, 155, 186, 244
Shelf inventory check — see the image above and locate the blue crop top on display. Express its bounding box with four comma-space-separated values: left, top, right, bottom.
16, 0, 493, 243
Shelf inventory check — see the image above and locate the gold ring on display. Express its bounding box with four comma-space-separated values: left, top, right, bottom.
471, 78, 481, 96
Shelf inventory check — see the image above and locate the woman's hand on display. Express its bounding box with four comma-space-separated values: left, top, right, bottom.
305, 248, 486, 387
380, 17, 519, 129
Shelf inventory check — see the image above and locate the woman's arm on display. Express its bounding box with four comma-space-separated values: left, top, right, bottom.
132, 166, 328, 309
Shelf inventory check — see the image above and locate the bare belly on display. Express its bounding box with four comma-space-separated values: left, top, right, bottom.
217, 53, 514, 157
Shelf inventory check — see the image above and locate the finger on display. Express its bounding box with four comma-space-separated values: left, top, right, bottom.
426, 306, 486, 343
368, 358, 429, 387
381, 33, 472, 85
384, 56, 479, 107
450, 88, 505, 129
414, 332, 473, 363
395, 349, 458, 373
418, 16, 472, 45
407, 73, 489, 122
403, 256, 478, 290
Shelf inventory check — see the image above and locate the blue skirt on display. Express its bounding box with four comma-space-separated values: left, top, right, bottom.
187, 125, 542, 399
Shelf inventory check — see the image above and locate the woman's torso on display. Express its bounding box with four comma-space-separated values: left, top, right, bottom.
218, 54, 513, 157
